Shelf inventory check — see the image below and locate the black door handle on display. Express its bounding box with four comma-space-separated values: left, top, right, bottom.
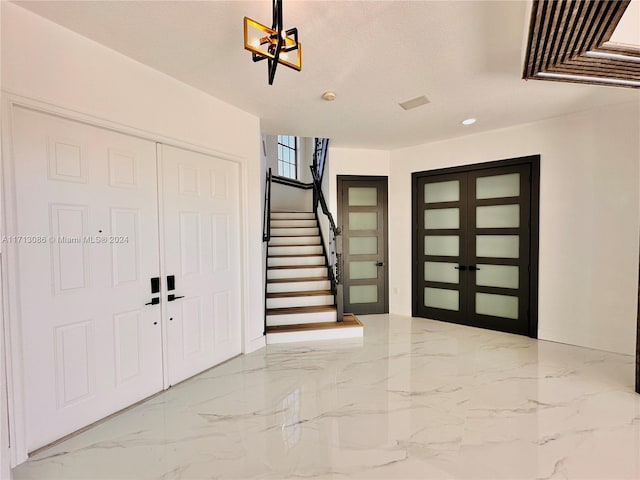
454, 265, 467, 271
375, 262, 384, 267
168, 294, 185, 302
145, 297, 160, 306
150, 277, 160, 294
469, 266, 480, 271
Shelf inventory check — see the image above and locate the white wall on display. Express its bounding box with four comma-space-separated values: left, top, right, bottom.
326, 147, 391, 221
2, 2, 264, 464
389, 101, 640, 355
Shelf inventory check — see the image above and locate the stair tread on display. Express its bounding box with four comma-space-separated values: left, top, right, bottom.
267, 305, 336, 315
267, 277, 329, 284
267, 290, 333, 298
268, 243, 321, 247
266, 314, 362, 333
269, 253, 324, 258
268, 265, 326, 270
270, 233, 319, 237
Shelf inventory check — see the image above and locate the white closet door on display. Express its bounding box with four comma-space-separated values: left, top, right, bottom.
10, 108, 163, 452
160, 145, 242, 386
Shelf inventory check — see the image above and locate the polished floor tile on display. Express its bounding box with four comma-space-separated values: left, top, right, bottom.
12, 314, 640, 479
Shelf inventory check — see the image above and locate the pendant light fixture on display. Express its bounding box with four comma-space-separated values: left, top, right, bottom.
244, 0, 302, 85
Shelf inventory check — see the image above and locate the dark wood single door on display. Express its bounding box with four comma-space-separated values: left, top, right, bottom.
338, 176, 388, 315
413, 157, 539, 336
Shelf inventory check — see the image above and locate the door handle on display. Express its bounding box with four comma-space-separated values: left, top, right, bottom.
150, 277, 160, 294
375, 262, 384, 267
168, 294, 185, 302
454, 265, 467, 271
145, 297, 160, 306
469, 266, 480, 271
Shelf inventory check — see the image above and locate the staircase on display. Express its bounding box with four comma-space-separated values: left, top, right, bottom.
266, 211, 363, 343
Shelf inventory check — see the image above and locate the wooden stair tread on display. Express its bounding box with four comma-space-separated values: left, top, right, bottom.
268, 243, 321, 247
267, 277, 329, 284
267, 305, 336, 315
270, 233, 319, 236
266, 290, 333, 298
266, 314, 362, 333
269, 254, 324, 258
268, 265, 326, 270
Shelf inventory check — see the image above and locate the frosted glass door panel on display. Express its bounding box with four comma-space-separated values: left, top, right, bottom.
349, 212, 377, 230
476, 235, 519, 258
424, 262, 459, 284
476, 205, 520, 228
476, 293, 518, 319
350, 261, 378, 280
424, 181, 459, 203
424, 287, 459, 311
349, 237, 377, 255
476, 265, 519, 289
424, 236, 459, 256
349, 187, 377, 206
476, 173, 520, 199
424, 208, 459, 229
350, 285, 378, 304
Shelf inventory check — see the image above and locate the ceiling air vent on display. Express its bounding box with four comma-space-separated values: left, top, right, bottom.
399, 95, 430, 111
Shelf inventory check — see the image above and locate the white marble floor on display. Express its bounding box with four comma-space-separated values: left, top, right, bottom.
12, 314, 640, 480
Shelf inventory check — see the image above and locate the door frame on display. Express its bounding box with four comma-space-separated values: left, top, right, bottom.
0, 94, 254, 466
337, 175, 389, 314
411, 155, 540, 338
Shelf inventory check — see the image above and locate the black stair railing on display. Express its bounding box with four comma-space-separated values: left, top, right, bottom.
310, 150, 343, 322
262, 168, 272, 335
263, 168, 272, 242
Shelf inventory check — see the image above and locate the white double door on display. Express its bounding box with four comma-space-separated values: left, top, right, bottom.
10, 107, 242, 452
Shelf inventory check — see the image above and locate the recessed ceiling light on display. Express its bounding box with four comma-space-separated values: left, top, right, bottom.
461, 118, 477, 126
321, 91, 336, 101
399, 95, 430, 111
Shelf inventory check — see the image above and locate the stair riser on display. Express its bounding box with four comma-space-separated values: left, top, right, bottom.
268, 256, 325, 267
271, 212, 315, 220
266, 310, 337, 326
269, 236, 320, 246
267, 280, 331, 293
266, 326, 364, 344
267, 267, 327, 280
271, 227, 319, 237
271, 220, 316, 228
266, 295, 334, 309
268, 245, 323, 256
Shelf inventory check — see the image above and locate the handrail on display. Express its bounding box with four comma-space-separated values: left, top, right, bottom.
313, 137, 329, 182
271, 175, 313, 190
263, 168, 272, 242
310, 165, 339, 235
263, 168, 272, 336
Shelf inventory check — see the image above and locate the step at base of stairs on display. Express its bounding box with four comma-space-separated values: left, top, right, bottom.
265, 314, 363, 344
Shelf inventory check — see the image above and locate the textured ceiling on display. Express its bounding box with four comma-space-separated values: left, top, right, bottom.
13, 0, 640, 149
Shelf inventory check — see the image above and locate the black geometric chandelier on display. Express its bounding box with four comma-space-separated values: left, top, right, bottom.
243, 0, 302, 85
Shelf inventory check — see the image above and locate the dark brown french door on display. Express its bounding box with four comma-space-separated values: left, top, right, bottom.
412, 156, 539, 336
338, 176, 388, 315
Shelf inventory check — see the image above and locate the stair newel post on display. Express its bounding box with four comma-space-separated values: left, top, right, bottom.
334, 226, 344, 322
